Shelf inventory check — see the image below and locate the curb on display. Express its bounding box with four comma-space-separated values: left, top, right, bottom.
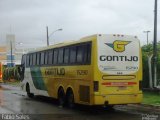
0, 84, 27, 96
0, 83, 21, 91
128, 104, 160, 112
141, 103, 160, 109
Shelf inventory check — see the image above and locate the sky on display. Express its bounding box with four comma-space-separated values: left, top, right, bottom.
0, 0, 159, 48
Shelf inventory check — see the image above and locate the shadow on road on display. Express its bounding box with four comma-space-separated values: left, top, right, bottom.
26, 95, 134, 115
24, 96, 143, 120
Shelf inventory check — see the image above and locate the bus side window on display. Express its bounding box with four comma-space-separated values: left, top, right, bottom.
58, 48, 64, 64
48, 50, 53, 65
53, 49, 58, 65
30, 54, 33, 66
87, 44, 91, 64
44, 51, 48, 65
21, 54, 26, 67
37, 52, 40, 65
83, 45, 88, 64
77, 45, 83, 64
64, 48, 69, 64
70, 46, 76, 64
84, 43, 91, 64
33, 53, 37, 66
40, 52, 45, 65
26, 54, 30, 67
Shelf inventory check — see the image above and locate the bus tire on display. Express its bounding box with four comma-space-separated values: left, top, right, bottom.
66, 89, 74, 108
58, 88, 65, 107
26, 83, 34, 98
105, 105, 115, 111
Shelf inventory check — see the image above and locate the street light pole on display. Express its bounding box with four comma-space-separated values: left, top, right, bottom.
10, 40, 13, 67
143, 31, 150, 45
46, 26, 62, 46
46, 26, 49, 46
153, 0, 158, 88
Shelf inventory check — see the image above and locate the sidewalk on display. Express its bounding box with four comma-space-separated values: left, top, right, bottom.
128, 103, 160, 113
0, 83, 21, 91
0, 83, 26, 96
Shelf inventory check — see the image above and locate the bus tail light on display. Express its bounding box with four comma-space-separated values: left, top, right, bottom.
139, 81, 142, 90
94, 81, 99, 92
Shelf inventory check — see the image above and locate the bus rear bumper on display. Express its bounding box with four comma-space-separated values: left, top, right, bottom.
94, 93, 143, 105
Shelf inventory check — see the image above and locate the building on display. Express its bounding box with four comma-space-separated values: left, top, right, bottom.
6, 34, 15, 67
0, 46, 7, 64
0, 34, 24, 66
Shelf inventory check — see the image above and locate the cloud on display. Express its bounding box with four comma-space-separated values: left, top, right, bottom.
0, 0, 158, 48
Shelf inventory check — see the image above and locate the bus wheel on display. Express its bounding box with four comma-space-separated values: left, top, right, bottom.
66, 90, 74, 108
26, 84, 34, 98
105, 105, 115, 111
58, 88, 65, 107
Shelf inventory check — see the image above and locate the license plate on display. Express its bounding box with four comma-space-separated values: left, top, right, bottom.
118, 86, 127, 90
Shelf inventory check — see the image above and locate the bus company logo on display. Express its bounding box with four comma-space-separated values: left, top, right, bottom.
105, 40, 131, 52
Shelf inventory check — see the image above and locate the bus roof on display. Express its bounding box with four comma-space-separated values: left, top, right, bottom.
26, 34, 138, 54
27, 34, 98, 54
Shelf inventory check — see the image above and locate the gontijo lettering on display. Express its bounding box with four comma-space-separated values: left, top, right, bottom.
100, 55, 138, 62
45, 68, 65, 76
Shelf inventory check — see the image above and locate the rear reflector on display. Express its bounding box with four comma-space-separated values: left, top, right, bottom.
102, 82, 137, 86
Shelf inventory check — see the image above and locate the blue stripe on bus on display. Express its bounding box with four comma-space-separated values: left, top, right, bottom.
30, 67, 47, 91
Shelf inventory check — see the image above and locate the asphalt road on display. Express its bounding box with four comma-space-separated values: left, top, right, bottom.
0, 84, 159, 120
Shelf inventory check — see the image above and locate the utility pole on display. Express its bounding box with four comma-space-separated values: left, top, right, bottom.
10, 40, 13, 67
148, 54, 153, 89
143, 31, 150, 45
153, 0, 158, 88
46, 26, 49, 46
46, 27, 62, 46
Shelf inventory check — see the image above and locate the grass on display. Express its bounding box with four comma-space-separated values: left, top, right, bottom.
142, 91, 160, 106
